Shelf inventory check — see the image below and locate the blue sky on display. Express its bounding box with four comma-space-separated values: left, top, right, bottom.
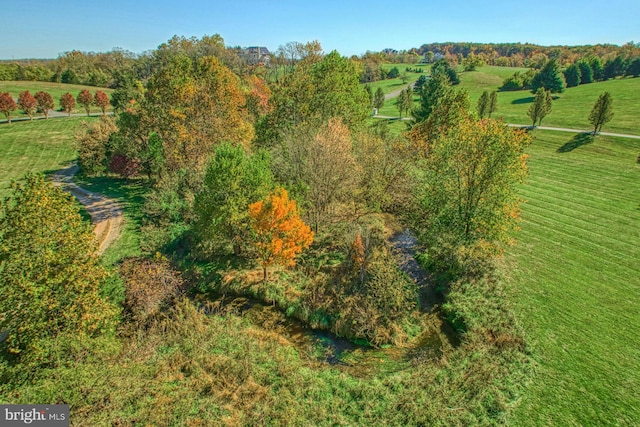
3, 0, 639, 59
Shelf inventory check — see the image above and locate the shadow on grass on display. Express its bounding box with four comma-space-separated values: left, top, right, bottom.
557, 133, 595, 153
511, 96, 534, 105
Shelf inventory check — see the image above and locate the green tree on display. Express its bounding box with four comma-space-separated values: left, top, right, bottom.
563, 63, 581, 88
488, 90, 498, 117
387, 66, 400, 79
412, 71, 452, 123
528, 88, 552, 126
626, 58, 640, 77
0, 174, 117, 360
364, 84, 373, 107
589, 92, 613, 134
373, 87, 385, 110
395, 88, 413, 118
589, 56, 604, 80
432, 59, 460, 85
477, 90, 489, 118
413, 74, 427, 93
193, 142, 274, 256
531, 60, 566, 93
75, 116, 118, 176
578, 60, 594, 84
413, 116, 531, 260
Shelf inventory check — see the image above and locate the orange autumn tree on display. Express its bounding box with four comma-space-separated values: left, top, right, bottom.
248, 188, 313, 280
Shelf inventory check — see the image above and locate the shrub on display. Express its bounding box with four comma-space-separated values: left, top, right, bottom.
120, 255, 184, 323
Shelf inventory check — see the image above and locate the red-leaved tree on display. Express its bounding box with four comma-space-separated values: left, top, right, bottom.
0, 92, 17, 124
77, 89, 93, 116
94, 90, 109, 115
17, 91, 37, 120
60, 93, 76, 117
34, 91, 54, 119
248, 188, 314, 280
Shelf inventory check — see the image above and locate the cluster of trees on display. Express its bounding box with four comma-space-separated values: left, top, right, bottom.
502, 54, 640, 92
0, 89, 110, 123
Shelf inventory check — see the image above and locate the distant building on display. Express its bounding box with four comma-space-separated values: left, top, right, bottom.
240, 46, 270, 65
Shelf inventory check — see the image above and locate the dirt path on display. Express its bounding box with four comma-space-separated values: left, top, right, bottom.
51, 163, 123, 254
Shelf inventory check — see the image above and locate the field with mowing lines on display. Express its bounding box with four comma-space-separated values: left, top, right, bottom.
506, 131, 640, 425
0, 117, 94, 196
0, 81, 114, 118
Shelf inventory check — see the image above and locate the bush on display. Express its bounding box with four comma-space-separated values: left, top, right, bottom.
75, 116, 117, 175
120, 255, 185, 323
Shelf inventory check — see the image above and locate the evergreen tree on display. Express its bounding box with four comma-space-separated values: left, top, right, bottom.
373, 87, 385, 110
589, 57, 604, 81
627, 58, 640, 77
364, 84, 373, 107
488, 91, 498, 117
413, 71, 452, 123
578, 60, 594, 84
531, 60, 566, 93
432, 59, 460, 85
477, 90, 489, 118
563, 64, 581, 88
589, 92, 613, 134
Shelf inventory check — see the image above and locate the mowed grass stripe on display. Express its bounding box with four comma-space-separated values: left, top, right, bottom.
508, 131, 640, 425
0, 118, 92, 196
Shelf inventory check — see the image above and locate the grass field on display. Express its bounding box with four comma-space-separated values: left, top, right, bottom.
0, 81, 114, 118
0, 117, 95, 197
458, 67, 640, 135
506, 131, 640, 425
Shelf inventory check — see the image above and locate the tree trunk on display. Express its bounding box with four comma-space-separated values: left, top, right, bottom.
263, 266, 268, 281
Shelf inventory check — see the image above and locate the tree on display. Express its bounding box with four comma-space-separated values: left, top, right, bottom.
432, 59, 460, 85
94, 90, 110, 115
75, 116, 118, 175
589, 56, 604, 81
387, 66, 400, 79
462, 53, 484, 71
412, 71, 452, 123
34, 91, 54, 119
194, 142, 273, 255
589, 92, 613, 134
364, 84, 373, 107
77, 89, 93, 116
395, 88, 413, 118
373, 87, 385, 110
413, 116, 531, 259
528, 88, 552, 126
413, 74, 427, 93
0, 92, 17, 123
60, 92, 76, 116
17, 90, 37, 120
626, 58, 640, 77
248, 188, 313, 280
488, 90, 498, 118
0, 174, 117, 359
604, 56, 627, 80
477, 91, 489, 118
563, 63, 581, 88
577, 60, 594, 84
531, 60, 566, 93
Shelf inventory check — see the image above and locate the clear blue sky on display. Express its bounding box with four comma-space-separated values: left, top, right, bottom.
3, 0, 639, 59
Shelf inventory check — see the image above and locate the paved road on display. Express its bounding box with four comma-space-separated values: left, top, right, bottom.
385, 82, 415, 100
507, 124, 640, 140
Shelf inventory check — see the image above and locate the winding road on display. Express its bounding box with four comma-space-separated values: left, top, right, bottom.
51, 163, 123, 254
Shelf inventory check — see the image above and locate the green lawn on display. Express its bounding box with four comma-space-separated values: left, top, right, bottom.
0, 81, 114, 118
506, 131, 640, 425
0, 117, 95, 197
458, 67, 640, 135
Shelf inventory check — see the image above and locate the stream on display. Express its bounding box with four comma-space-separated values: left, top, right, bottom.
199, 229, 456, 371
